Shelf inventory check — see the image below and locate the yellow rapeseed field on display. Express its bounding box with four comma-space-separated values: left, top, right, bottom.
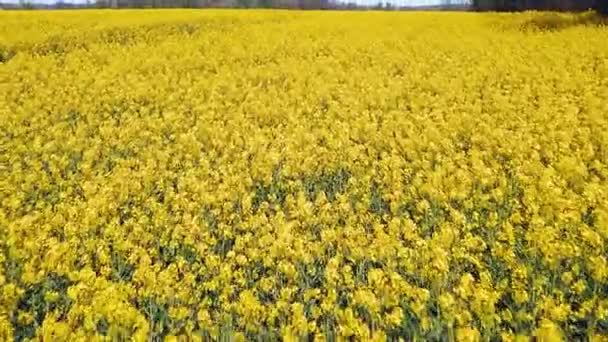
1, 9, 608, 341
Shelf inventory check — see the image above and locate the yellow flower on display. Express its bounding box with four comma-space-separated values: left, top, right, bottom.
534, 319, 564, 342
1, 9, 606, 340
456, 327, 481, 342
387, 307, 403, 327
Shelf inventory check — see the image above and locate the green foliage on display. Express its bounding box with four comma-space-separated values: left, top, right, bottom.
12, 274, 73, 342
302, 168, 351, 202
237, 0, 252, 8
18, 0, 35, 9
599, 0, 608, 15
0, 45, 16, 63
137, 297, 171, 341
522, 12, 607, 32
258, 0, 272, 8
369, 181, 389, 217
522, 13, 575, 31
110, 251, 135, 283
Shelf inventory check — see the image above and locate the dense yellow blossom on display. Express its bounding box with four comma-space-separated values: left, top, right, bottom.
1, 9, 608, 341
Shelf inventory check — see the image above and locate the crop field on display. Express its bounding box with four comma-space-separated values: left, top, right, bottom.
1, 9, 608, 341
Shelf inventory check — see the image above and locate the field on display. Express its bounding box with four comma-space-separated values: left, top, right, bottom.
1, 9, 608, 341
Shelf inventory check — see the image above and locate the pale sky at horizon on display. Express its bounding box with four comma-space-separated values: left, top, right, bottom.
2, 0, 472, 6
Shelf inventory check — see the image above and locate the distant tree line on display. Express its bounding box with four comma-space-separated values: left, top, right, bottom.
90, 0, 479, 9
95, 0, 339, 9
5, 0, 607, 13
597, 0, 607, 14
89, 0, 608, 12
91, 0, 473, 9
472, 0, 608, 13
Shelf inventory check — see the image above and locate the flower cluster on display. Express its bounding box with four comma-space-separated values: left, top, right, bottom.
1, 9, 608, 341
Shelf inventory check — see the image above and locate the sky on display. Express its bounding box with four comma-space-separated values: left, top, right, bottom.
2, 0, 471, 5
